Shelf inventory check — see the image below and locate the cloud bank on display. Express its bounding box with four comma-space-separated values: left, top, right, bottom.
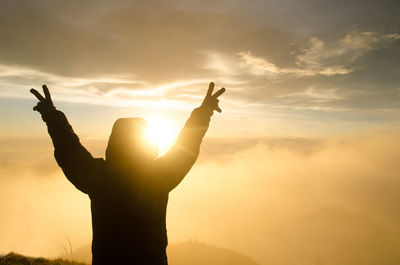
1, 130, 400, 264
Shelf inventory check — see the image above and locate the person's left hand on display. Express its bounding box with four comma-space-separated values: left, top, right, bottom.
30, 84, 56, 117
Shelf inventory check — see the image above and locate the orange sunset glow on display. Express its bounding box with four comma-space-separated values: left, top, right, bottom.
1, 1, 400, 265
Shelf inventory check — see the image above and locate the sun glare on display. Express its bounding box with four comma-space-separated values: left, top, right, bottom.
146, 117, 177, 155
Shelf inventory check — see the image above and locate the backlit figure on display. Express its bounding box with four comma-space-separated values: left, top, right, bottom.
30, 82, 225, 265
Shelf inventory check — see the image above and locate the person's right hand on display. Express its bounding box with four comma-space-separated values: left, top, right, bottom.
30, 84, 56, 117
200, 82, 225, 115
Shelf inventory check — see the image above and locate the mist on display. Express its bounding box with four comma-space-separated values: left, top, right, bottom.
1, 130, 400, 264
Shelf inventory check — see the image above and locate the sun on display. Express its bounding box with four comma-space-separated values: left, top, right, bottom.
146, 116, 177, 155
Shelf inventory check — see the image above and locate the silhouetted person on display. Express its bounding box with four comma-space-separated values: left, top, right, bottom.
30, 83, 225, 265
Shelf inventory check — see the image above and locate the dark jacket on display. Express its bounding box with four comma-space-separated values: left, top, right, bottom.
44, 107, 211, 265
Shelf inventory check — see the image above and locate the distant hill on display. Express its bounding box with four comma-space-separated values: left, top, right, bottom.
168, 240, 260, 265
0, 252, 86, 265
71, 240, 260, 265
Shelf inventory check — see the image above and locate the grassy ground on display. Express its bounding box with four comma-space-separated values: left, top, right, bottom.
0, 253, 87, 265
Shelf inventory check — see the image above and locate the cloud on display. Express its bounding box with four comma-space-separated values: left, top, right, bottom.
0, 63, 211, 109
2, 130, 400, 264
237, 50, 351, 77
169, 130, 400, 265
1, 0, 400, 129
235, 31, 400, 78
237, 52, 281, 76
295, 31, 400, 71
198, 30, 400, 114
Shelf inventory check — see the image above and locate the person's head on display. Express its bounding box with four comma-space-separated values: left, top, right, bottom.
105, 118, 158, 170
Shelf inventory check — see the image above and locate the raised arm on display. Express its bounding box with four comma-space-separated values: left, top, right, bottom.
30, 85, 102, 194
154, 82, 225, 191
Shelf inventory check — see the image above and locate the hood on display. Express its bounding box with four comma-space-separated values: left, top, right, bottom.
105, 118, 158, 167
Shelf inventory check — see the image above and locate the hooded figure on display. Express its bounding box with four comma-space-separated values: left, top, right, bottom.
30, 83, 225, 265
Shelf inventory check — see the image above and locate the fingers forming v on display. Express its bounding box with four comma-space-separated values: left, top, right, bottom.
30, 88, 45, 102
212, 87, 225, 98
206, 82, 215, 97
42, 84, 52, 101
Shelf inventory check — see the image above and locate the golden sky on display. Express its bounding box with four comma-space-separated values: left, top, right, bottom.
1, 1, 400, 264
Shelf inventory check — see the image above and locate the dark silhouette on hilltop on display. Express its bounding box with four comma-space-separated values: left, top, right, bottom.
30, 83, 225, 265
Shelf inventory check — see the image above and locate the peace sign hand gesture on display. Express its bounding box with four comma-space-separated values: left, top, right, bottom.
30, 84, 56, 119
200, 82, 225, 115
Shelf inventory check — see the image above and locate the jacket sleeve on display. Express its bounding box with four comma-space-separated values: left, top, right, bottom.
44, 110, 101, 194
153, 106, 212, 191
